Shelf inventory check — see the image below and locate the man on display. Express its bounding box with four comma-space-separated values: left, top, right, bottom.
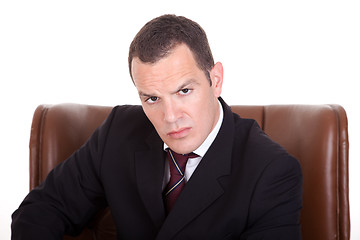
12, 14, 303, 239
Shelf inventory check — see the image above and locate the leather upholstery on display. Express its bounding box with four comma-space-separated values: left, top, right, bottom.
29, 103, 350, 240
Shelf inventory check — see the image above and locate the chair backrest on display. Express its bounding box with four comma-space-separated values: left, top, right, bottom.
29, 103, 350, 240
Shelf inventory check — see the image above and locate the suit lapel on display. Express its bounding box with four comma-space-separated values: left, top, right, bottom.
135, 129, 166, 230
157, 98, 235, 239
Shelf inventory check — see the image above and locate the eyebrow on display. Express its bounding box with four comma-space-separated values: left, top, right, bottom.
171, 79, 199, 94
138, 79, 199, 98
138, 91, 153, 98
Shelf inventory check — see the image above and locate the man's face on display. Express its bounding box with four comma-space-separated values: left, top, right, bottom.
131, 44, 223, 154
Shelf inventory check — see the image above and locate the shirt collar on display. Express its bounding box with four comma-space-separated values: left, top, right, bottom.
163, 100, 224, 157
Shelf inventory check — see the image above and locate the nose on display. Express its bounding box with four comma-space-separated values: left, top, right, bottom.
163, 100, 181, 123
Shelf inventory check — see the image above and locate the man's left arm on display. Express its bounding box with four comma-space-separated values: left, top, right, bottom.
241, 155, 303, 240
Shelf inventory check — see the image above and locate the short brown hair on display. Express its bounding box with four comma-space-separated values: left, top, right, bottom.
128, 14, 214, 85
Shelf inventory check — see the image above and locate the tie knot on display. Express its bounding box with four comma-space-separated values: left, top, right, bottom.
167, 149, 198, 175
164, 149, 198, 213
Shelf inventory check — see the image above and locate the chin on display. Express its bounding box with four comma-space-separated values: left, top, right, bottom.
173, 142, 200, 155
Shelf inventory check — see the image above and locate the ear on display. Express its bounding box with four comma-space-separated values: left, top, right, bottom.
210, 62, 224, 98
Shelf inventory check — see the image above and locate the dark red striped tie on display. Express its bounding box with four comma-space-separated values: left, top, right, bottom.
164, 149, 198, 213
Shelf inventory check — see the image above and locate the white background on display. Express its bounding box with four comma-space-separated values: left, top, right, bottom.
0, 1, 359, 239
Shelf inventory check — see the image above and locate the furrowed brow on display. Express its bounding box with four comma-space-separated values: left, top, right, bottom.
138, 91, 156, 98
172, 79, 198, 94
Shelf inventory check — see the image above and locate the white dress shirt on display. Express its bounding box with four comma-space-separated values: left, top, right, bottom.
163, 100, 224, 188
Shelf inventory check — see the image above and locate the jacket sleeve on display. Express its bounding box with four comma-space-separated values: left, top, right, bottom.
11, 106, 119, 240
240, 154, 303, 240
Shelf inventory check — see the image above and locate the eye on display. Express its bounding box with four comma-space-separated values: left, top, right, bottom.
146, 96, 159, 104
179, 88, 192, 95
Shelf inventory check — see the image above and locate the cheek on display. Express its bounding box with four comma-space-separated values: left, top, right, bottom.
143, 108, 162, 128
193, 97, 218, 130
188, 103, 209, 127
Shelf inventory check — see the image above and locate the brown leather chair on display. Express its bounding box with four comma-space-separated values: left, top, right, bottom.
29, 103, 350, 240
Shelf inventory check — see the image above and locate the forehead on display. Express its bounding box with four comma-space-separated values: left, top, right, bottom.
131, 44, 204, 86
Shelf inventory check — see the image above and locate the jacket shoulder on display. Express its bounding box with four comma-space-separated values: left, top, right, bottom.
112, 105, 147, 120
232, 113, 299, 167
95, 105, 155, 146
108, 105, 151, 129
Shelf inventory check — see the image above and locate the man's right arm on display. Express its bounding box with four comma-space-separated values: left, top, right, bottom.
11, 107, 119, 239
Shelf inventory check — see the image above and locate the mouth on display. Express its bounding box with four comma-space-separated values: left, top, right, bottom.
167, 127, 191, 139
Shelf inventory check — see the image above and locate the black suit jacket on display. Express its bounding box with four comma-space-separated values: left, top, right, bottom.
12, 98, 303, 239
